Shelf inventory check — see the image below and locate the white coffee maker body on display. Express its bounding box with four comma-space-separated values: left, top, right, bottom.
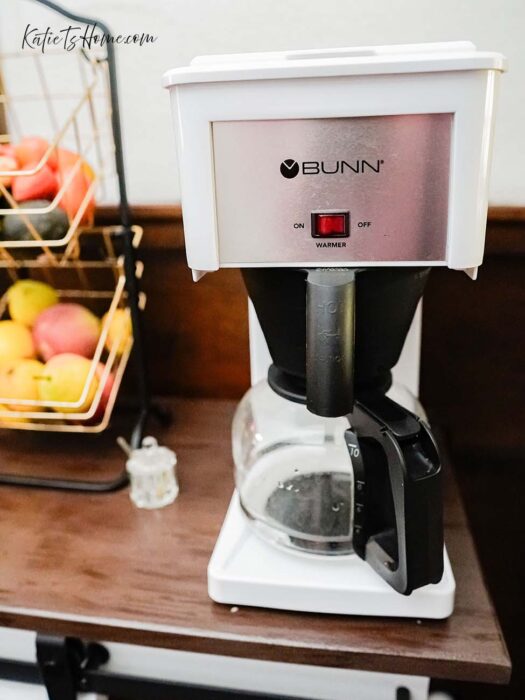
164, 42, 505, 617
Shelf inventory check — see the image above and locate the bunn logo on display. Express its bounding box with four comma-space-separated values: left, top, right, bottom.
280, 159, 300, 179
280, 159, 384, 178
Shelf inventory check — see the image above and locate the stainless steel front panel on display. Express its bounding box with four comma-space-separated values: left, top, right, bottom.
212, 115, 452, 264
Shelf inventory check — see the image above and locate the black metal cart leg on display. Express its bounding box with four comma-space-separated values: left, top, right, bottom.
119, 226, 151, 449
36, 635, 109, 700
37, 636, 79, 700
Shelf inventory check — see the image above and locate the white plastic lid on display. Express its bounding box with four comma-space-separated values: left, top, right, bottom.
163, 41, 506, 88
126, 436, 177, 476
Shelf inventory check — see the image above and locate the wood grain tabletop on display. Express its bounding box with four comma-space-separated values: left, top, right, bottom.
0, 398, 511, 684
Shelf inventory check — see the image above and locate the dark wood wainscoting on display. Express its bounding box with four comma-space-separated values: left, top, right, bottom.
99, 204, 525, 457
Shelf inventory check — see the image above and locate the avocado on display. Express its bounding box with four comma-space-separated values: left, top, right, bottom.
1, 200, 69, 242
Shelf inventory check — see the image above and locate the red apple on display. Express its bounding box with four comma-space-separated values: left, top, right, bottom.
15, 137, 57, 170
55, 148, 81, 169
56, 150, 94, 182
91, 363, 115, 422
12, 162, 58, 202
57, 160, 95, 225
0, 144, 18, 160
33, 303, 101, 361
0, 155, 19, 188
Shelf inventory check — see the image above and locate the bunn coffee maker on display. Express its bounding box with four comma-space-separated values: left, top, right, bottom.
164, 42, 505, 617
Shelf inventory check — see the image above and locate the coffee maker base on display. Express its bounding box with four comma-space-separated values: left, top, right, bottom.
208, 492, 456, 618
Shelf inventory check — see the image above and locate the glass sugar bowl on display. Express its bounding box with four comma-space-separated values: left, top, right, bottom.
126, 437, 178, 509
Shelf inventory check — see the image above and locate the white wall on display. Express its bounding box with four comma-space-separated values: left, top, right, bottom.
1, 0, 522, 205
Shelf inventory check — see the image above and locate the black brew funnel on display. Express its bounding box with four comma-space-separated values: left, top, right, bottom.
242, 267, 430, 415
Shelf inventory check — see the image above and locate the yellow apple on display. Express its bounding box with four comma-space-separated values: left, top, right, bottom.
0, 320, 35, 361
0, 358, 44, 411
38, 353, 99, 413
102, 308, 132, 356
7, 279, 58, 327
0, 404, 30, 425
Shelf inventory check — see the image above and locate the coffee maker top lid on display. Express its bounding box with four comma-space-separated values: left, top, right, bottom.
163, 41, 506, 88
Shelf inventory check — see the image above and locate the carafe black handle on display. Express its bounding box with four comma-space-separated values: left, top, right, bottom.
306, 269, 355, 417
346, 396, 444, 595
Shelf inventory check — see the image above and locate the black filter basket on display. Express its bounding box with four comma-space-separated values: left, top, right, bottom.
242, 267, 430, 409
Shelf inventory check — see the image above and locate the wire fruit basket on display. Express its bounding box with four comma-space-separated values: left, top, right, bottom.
0, 228, 143, 431
0, 36, 115, 263
0, 1, 153, 492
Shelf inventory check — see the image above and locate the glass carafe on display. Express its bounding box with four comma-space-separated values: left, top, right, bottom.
233, 379, 354, 555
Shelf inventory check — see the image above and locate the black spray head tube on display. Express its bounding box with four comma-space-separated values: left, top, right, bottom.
306, 269, 356, 417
